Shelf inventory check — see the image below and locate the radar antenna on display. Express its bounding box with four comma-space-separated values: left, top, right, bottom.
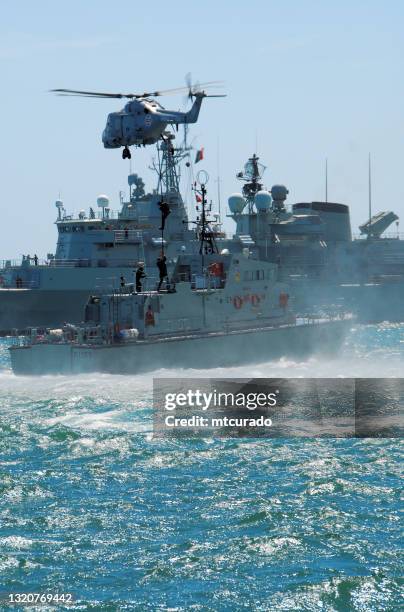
236, 154, 266, 213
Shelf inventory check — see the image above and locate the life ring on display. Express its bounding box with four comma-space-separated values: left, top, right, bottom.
233, 296, 243, 309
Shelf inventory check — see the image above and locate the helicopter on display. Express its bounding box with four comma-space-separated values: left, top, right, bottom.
52, 77, 225, 159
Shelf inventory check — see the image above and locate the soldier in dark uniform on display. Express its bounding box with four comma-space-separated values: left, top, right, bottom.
157, 255, 168, 291
158, 201, 171, 231
135, 265, 146, 293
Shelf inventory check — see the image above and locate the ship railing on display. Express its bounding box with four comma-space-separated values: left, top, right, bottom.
47, 258, 139, 268
353, 232, 404, 240
0, 258, 49, 269
61, 209, 121, 221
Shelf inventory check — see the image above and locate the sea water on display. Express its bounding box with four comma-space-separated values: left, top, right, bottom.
0, 324, 402, 610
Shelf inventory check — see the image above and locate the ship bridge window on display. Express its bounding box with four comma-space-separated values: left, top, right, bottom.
255, 270, 264, 280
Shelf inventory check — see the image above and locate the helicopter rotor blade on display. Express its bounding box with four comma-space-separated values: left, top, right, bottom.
51, 81, 225, 100
51, 89, 129, 98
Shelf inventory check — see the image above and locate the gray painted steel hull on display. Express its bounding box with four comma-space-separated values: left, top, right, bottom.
1, 280, 403, 337
10, 320, 350, 376
0, 289, 90, 334
292, 281, 404, 323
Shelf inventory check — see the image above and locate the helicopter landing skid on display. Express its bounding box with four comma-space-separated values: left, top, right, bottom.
122, 146, 131, 160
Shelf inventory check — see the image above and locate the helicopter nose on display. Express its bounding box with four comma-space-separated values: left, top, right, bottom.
102, 128, 120, 149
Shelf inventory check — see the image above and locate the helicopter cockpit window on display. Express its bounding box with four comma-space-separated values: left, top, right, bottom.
144, 108, 149, 114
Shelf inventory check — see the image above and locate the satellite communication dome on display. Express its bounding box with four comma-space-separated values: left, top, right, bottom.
254, 190, 272, 212
228, 193, 246, 214
271, 185, 289, 201
97, 195, 110, 208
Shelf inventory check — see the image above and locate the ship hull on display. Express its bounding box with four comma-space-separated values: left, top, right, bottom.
0, 289, 91, 334
1, 280, 403, 337
291, 280, 404, 323
9, 319, 350, 376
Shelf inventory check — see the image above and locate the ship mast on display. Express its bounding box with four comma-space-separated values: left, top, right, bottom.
151, 132, 191, 196
193, 171, 219, 270
236, 153, 265, 213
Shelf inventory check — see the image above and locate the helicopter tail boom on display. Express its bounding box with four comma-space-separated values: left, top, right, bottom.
184, 93, 204, 124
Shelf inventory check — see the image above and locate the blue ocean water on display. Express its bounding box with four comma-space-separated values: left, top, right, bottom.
0, 324, 403, 610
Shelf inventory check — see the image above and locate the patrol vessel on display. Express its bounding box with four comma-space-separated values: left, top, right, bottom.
0, 134, 225, 334
9, 183, 351, 376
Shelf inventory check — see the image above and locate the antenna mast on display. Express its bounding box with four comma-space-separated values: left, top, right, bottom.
151, 132, 191, 195
325, 158, 328, 202
368, 153, 372, 233
193, 171, 218, 271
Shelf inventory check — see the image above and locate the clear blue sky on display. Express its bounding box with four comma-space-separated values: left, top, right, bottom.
1, 0, 403, 258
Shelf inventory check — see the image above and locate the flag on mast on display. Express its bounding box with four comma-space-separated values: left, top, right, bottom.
195, 147, 204, 164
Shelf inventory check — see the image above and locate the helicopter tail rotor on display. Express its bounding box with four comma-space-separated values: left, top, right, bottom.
184, 73, 225, 102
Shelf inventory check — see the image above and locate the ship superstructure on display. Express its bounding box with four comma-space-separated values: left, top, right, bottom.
227, 154, 404, 321
0, 133, 226, 333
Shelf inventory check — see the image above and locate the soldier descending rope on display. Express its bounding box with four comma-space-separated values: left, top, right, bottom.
158, 200, 171, 231
156, 255, 168, 292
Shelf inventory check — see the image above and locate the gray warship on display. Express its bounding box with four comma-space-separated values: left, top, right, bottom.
0, 134, 225, 334
3, 141, 404, 335
9, 179, 351, 376
227, 154, 404, 322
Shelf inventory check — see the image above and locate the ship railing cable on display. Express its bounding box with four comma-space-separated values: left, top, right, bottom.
353, 232, 404, 240
47, 258, 139, 268
0, 258, 142, 270
60, 209, 121, 221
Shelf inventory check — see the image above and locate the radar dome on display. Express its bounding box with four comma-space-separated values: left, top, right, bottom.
254, 190, 272, 212
228, 193, 246, 214
97, 195, 110, 208
271, 185, 289, 201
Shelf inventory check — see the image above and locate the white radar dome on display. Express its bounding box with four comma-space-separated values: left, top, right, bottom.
97, 194, 110, 208
271, 185, 289, 201
254, 190, 272, 211
228, 193, 246, 214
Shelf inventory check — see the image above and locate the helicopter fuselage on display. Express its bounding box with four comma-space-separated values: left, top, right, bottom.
102, 95, 204, 149
102, 99, 165, 148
